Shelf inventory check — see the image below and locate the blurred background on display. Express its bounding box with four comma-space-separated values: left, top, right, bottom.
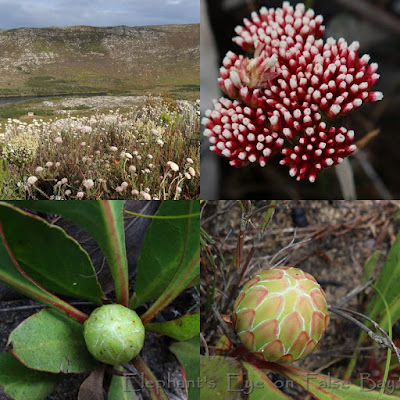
201, 0, 400, 199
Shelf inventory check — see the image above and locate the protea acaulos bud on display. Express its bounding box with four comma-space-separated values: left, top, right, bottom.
233, 267, 329, 363
84, 304, 145, 365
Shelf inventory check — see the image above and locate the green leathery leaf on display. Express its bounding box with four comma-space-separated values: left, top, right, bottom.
241, 361, 291, 400
362, 251, 380, 283
170, 336, 200, 400
269, 363, 400, 399
0, 352, 59, 400
200, 355, 245, 399
365, 232, 400, 325
7, 200, 129, 306
108, 365, 138, 400
0, 222, 88, 323
0, 202, 103, 304
145, 312, 199, 341
7, 308, 98, 373
345, 233, 400, 380
131, 200, 200, 324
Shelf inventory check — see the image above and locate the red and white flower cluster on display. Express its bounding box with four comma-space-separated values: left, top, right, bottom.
202, 1, 383, 182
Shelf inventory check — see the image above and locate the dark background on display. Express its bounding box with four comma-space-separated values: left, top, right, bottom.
201, 0, 400, 199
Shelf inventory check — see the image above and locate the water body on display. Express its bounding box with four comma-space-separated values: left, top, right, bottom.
0, 93, 106, 106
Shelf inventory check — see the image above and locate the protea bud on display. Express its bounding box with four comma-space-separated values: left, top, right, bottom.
84, 304, 145, 365
233, 267, 329, 363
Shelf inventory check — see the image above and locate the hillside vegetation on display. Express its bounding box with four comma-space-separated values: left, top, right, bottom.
0, 24, 199, 100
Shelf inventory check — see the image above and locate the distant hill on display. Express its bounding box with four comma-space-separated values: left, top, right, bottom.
0, 24, 199, 99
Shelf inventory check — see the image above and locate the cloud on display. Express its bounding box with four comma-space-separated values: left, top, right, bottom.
0, 0, 199, 29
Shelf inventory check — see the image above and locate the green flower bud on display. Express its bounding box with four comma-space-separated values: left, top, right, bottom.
233, 267, 329, 363
84, 304, 145, 365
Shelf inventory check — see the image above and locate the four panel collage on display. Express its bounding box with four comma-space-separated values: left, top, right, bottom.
0, 0, 399, 399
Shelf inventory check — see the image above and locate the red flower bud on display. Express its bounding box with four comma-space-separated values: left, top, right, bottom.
204, 1, 383, 182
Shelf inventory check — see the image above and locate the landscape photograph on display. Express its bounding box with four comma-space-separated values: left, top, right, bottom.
0, 0, 200, 199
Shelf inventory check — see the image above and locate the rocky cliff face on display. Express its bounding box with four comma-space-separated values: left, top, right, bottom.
0, 24, 199, 97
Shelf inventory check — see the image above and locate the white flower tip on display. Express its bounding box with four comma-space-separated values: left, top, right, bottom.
330, 104, 341, 115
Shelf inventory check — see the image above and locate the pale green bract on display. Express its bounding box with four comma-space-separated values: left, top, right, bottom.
233, 267, 330, 363
84, 304, 145, 365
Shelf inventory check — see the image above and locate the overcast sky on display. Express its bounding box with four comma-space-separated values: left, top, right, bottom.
0, 0, 199, 29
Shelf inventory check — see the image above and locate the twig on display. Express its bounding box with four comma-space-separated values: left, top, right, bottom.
355, 129, 380, 152
329, 306, 400, 364
269, 231, 313, 267
221, 202, 252, 312
212, 304, 234, 338
200, 333, 209, 356
201, 201, 236, 225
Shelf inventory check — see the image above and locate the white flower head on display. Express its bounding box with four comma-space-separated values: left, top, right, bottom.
76, 191, 85, 199
45, 161, 53, 168
110, 146, 118, 152
129, 165, 136, 173
140, 191, 151, 200
27, 176, 38, 185
167, 161, 179, 172
54, 137, 63, 144
186, 158, 194, 164
82, 179, 94, 189
35, 166, 43, 173
185, 173, 191, 180
188, 167, 196, 177
121, 181, 129, 189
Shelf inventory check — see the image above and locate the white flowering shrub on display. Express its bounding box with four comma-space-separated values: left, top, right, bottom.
2, 132, 39, 168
